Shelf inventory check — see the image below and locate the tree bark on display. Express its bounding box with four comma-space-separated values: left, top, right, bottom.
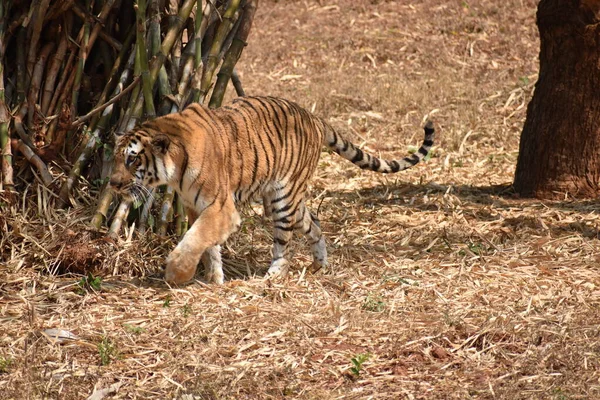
514, 0, 600, 198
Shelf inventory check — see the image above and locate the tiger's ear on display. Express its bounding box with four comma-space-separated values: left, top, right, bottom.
152, 134, 170, 154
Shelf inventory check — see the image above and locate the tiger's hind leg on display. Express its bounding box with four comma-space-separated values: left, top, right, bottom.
264, 191, 299, 278
201, 245, 224, 284
294, 201, 327, 272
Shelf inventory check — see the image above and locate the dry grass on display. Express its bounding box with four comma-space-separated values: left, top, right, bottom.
2, 0, 600, 399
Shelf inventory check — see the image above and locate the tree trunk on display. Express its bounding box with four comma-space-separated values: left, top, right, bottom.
514, 0, 600, 198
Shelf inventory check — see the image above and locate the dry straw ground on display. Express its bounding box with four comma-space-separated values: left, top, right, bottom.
2, 0, 600, 399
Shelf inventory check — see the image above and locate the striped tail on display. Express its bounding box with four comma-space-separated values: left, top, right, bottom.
324, 121, 435, 173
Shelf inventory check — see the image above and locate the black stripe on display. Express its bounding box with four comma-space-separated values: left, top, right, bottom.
418, 147, 429, 156
372, 158, 381, 170
274, 238, 288, 246
273, 202, 293, 214
329, 131, 338, 147
423, 139, 434, 147
341, 140, 349, 152
351, 148, 364, 163
179, 146, 189, 190
252, 97, 278, 177
239, 105, 261, 192
407, 155, 420, 165
272, 189, 293, 204
151, 154, 158, 177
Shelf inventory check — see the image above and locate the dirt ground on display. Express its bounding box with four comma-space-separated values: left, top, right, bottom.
3, 0, 600, 399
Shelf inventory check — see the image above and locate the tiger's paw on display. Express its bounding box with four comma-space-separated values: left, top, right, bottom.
164, 248, 198, 285
205, 267, 224, 285
266, 259, 289, 279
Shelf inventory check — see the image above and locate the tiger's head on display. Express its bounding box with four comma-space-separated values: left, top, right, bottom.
109, 130, 172, 202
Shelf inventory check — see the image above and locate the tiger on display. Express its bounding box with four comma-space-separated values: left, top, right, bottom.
109, 96, 435, 285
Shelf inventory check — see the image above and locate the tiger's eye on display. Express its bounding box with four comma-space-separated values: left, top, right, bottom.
126, 154, 138, 167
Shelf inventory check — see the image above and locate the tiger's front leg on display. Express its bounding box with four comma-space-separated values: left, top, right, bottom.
186, 208, 225, 284
165, 198, 240, 285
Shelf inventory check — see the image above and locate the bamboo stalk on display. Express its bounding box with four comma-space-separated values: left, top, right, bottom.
71, 0, 91, 117
170, 41, 197, 112
91, 189, 113, 229
138, 188, 156, 233
0, 125, 12, 192
107, 200, 131, 238
71, 2, 123, 51
26, 0, 51, 91
135, 0, 156, 118
46, 0, 75, 21
175, 196, 185, 237
0, 0, 13, 192
191, 0, 204, 103
12, 139, 53, 187
148, 0, 161, 56
58, 126, 100, 206
209, 0, 257, 108
41, 31, 68, 115
157, 186, 175, 236
149, 0, 196, 83
198, 0, 242, 104
13, 105, 35, 148
47, 35, 79, 119
16, 28, 26, 103
83, 0, 118, 53
167, 0, 181, 92
157, 65, 174, 115
27, 42, 55, 126
89, 26, 136, 122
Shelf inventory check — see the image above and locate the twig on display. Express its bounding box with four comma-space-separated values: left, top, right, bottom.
70, 76, 141, 128
231, 68, 245, 96
12, 139, 53, 187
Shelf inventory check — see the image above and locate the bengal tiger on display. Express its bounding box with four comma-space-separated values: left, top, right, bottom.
109, 96, 435, 285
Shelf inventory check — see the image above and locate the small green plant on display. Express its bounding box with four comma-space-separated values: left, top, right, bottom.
162, 295, 172, 308
362, 294, 385, 312
552, 388, 569, 400
350, 353, 370, 376
92, 177, 110, 187
467, 241, 484, 256
76, 273, 102, 294
181, 304, 192, 317
123, 324, 144, 335
98, 336, 118, 366
519, 75, 530, 86
0, 356, 12, 373
382, 275, 416, 286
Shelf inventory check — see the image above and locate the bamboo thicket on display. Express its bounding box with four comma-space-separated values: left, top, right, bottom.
0, 0, 258, 238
